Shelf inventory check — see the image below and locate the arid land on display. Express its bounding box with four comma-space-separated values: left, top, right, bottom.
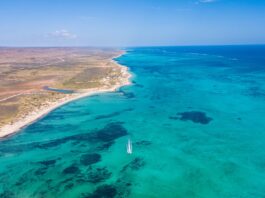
0, 47, 131, 138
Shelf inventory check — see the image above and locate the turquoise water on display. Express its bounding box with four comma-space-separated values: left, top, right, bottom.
1, 46, 265, 197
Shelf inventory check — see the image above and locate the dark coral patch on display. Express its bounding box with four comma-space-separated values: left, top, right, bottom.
96, 141, 114, 151
118, 89, 135, 99
94, 112, 121, 120
94, 108, 133, 120
76, 178, 86, 184
38, 159, 56, 166
121, 157, 145, 172
247, 86, 265, 98
64, 183, 74, 190
129, 157, 146, 170
135, 84, 144, 88
63, 165, 80, 174
36, 138, 69, 149
115, 178, 132, 197
92, 122, 128, 142
26, 124, 56, 133
60, 178, 74, 185
15, 173, 30, 186
124, 92, 135, 98
84, 185, 117, 198
86, 167, 112, 184
35, 167, 48, 176
135, 140, 152, 146
36, 122, 127, 149
0, 190, 15, 198
80, 153, 101, 166
170, 111, 213, 124
46, 179, 53, 184
169, 116, 179, 120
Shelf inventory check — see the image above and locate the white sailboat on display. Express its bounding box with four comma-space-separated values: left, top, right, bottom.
127, 139, 133, 154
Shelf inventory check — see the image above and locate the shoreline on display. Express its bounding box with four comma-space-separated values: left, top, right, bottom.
0, 51, 132, 139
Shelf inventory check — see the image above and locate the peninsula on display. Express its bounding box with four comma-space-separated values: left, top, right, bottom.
0, 47, 131, 138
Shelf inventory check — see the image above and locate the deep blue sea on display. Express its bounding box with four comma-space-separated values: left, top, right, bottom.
0, 46, 265, 197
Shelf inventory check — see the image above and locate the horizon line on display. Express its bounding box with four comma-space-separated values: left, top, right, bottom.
0, 43, 265, 48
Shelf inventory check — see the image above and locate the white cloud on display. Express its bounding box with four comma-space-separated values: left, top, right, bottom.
48, 29, 77, 39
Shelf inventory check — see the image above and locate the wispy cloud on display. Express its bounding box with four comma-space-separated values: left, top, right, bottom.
48, 29, 77, 39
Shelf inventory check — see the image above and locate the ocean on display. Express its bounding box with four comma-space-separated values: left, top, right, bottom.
0, 46, 265, 197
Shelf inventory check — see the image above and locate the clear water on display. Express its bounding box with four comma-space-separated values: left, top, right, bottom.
1, 46, 265, 198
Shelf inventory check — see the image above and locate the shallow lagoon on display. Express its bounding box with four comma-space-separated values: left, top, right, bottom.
0, 46, 265, 197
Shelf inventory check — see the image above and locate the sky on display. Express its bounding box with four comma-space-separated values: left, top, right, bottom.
0, 0, 265, 47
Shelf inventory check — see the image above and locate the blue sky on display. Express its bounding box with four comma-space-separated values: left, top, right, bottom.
1, 0, 265, 46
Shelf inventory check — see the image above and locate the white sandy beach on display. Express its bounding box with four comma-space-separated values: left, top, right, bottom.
0, 56, 131, 139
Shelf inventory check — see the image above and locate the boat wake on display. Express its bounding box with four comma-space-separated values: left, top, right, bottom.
127, 138, 132, 154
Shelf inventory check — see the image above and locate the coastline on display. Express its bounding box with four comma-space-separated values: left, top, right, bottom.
0, 51, 131, 139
